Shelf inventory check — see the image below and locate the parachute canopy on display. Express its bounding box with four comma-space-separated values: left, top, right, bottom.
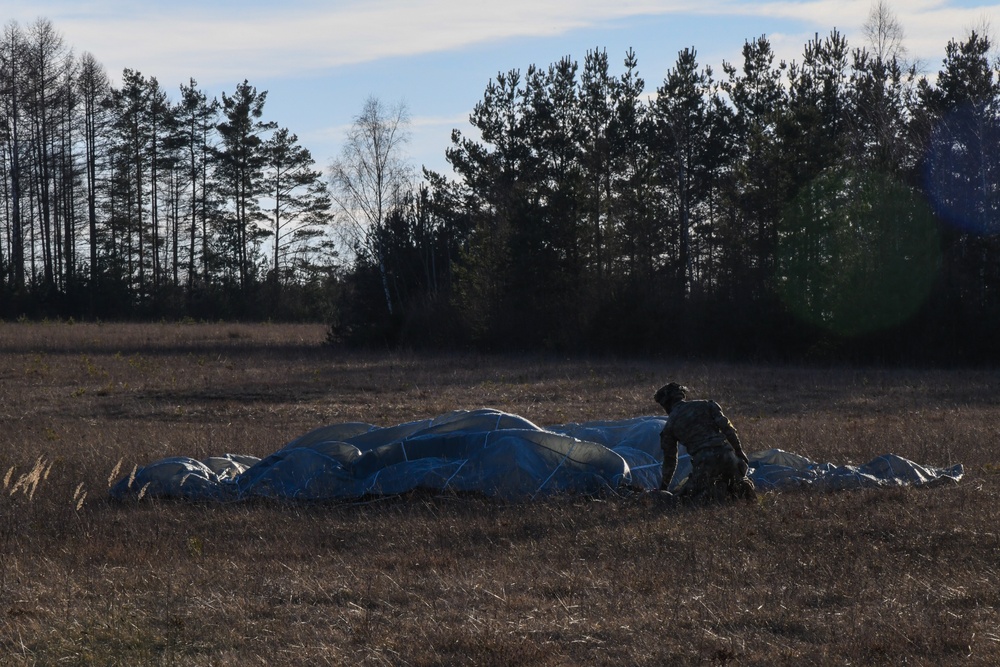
109, 409, 964, 502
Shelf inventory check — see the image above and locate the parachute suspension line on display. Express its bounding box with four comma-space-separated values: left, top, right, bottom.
532, 442, 576, 501
368, 469, 382, 495
484, 422, 499, 449
442, 460, 467, 491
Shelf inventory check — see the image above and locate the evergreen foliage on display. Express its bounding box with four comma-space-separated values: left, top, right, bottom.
0, 21, 334, 321
1, 16, 999, 361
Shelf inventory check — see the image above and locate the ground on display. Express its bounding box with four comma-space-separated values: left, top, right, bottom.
1, 321, 998, 665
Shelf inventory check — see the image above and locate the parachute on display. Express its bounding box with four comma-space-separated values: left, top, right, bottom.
110, 408, 964, 501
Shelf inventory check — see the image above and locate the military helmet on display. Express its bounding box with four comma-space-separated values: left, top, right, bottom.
654, 382, 688, 409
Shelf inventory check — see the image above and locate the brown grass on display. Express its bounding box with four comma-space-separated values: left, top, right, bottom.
1, 320, 998, 665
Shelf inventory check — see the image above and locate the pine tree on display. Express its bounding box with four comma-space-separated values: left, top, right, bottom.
579, 48, 614, 284
77, 51, 110, 293
263, 127, 332, 288
214, 80, 276, 292
848, 0, 914, 174
175, 79, 218, 288
607, 48, 654, 289
721, 36, 788, 304
914, 30, 1000, 356
651, 48, 728, 300
446, 72, 520, 343
0, 21, 27, 289
22, 18, 72, 289
109, 69, 152, 298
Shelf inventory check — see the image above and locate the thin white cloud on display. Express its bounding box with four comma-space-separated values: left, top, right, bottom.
46, 0, 707, 84
746, 0, 997, 43
309, 112, 465, 149
410, 113, 471, 128
694, 1, 999, 80
10, 0, 995, 176
11, 1, 999, 85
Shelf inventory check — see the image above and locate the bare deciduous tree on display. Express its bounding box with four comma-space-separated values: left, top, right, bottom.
329, 95, 412, 315
863, 0, 907, 64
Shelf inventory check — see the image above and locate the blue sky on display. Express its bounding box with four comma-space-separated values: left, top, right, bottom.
5, 1, 999, 176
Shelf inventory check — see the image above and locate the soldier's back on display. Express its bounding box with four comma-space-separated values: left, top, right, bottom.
665, 400, 728, 454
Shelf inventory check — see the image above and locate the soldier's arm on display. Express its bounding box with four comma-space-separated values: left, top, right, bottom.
659, 428, 678, 491
712, 402, 749, 464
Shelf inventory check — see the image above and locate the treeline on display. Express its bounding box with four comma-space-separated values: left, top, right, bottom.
336, 21, 1000, 362
4, 16, 1000, 363
0, 19, 334, 321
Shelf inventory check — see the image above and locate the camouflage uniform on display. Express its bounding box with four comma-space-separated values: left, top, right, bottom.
655, 384, 756, 503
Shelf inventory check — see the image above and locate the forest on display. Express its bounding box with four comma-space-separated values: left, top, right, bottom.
1, 12, 999, 361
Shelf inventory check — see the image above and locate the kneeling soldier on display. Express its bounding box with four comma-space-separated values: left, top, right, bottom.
654, 382, 756, 503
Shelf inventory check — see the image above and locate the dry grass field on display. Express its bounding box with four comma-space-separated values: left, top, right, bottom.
1, 321, 998, 666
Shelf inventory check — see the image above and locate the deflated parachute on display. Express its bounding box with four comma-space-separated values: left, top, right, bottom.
109, 408, 963, 502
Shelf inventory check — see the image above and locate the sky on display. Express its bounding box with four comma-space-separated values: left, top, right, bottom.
4, 1, 999, 177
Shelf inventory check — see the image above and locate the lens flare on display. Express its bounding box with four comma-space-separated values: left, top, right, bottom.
778, 170, 941, 337
923, 104, 1000, 237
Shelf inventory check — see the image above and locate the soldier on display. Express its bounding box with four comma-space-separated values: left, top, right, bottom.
654, 382, 756, 503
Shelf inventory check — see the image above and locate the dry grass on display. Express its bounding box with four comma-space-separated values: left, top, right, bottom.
1, 320, 998, 665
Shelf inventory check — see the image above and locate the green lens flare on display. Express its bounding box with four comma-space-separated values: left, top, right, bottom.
777, 170, 941, 337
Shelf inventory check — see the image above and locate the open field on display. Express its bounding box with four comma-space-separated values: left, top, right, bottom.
1, 321, 999, 665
